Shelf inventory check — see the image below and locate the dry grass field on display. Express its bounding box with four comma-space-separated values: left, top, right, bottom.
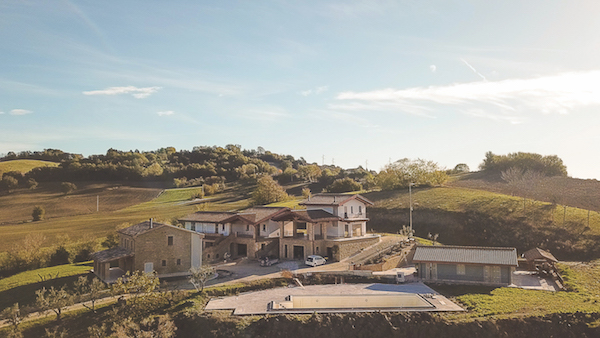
0, 183, 162, 224
0, 185, 253, 253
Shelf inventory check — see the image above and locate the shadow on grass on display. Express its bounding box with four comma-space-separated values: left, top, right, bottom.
426, 283, 497, 297
0, 274, 88, 310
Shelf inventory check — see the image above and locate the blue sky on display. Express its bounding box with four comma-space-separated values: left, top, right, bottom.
2, 1, 600, 179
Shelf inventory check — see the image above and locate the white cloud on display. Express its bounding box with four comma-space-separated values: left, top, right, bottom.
0, 111, 4, 114
157, 111, 174, 116
335, 70, 600, 122
10, 109, 32, 115
430, 65, 436, 73
300, 85, 329, 96
83, 86, 161, 98
315, 86, 329, 94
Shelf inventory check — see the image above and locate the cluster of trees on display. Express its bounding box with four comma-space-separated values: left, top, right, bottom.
376, 158, 449, 190
0, 149, 79, 162
0, 234, 100, 277
2, 270, 186, 337
479, 151, 568, 177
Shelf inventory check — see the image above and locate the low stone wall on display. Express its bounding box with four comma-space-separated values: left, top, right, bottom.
333, 236, 380, 261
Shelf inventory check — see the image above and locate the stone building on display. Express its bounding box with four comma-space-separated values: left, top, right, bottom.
91, 220, 203, 283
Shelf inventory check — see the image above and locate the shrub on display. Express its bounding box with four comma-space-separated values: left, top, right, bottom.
60, 182, 77, 195
327, 177, 362, 193
32, 206, 45, 221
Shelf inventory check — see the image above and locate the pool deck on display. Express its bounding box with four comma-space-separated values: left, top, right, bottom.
204, 282, 464, 315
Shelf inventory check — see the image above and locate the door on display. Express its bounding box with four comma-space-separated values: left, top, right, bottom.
327, 247, 333, 260
293, 245, 304, 260
492, 266, 502, 284
144, 262, 153, 273
237, 244, 247, 257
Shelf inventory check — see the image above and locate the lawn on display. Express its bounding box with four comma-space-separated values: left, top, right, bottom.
441, 260, 600, 322
0, 159, 59, 174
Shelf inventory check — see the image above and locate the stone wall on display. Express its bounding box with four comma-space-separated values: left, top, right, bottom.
331, 236, 380, 261
134, 226, 193, 275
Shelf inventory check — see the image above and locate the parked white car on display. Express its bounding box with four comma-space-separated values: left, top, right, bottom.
305, 255, 326, 267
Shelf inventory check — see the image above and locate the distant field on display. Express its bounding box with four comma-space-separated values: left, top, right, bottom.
0, 159, 59, 174
0, 184, 253, 253
0, 183, 162, 224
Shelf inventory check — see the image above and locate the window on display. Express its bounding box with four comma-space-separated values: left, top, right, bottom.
162, 260, 167, 267
263, 224, 266, 231
167, 236, 174, 246
207, 254, 211, 259
246, 224, 250, 231
457, 264, 466, 275
358, 206, 362, 214
284, 245, 288, 258
177, 259, 181, 266
191, 224, 196, 231
351, 206, 354, 214
316, 247, 319, 253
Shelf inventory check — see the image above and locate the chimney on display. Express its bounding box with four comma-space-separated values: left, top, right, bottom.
149, 218, 153, 228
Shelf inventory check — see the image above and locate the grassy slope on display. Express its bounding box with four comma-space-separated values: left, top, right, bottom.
0, 159, 59, 174
364, 187, 600, 260
0, 183, 162, 224
0, 186, 253, 253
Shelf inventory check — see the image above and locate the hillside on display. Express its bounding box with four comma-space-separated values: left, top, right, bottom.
0, 159, 59, 174
0, 183, 162, 225
364, 186, 600, 260
449, 171, 600, 212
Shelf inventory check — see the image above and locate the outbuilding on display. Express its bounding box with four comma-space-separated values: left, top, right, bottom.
413, 245, 518, 285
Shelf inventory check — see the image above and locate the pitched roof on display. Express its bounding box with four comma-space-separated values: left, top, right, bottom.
179, 211, 238, 223
413, 245, 518, 266
118, 220, 168, 237
299, 193, 374, 206
91, 247, 133, 263
238, 206, 290, 224
118, 220, 202, 237
523, 248, 558, 263
271, 209, 340, 223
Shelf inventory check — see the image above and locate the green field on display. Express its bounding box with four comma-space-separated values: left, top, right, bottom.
0, 185, 253, 252
0, 159, 59, 174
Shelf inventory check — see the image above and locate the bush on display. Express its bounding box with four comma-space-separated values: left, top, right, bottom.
60, 182, 77, 195
48, 246, 71, 266
32, 206, 45, 221
327, 177, 362, 193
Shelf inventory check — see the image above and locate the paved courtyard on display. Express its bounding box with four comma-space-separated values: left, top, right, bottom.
205, 282, 464, 315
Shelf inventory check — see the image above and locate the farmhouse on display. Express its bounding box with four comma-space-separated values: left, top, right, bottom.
413, 245, 518, 285
179, 193, 380, 262
91, 220, 204, 282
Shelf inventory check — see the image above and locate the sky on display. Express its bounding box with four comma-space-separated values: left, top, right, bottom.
2, 1, 600, 179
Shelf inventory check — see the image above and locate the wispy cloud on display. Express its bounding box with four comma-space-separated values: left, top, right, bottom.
335, 70, 600, 123
300, 85, 329, 96
83, 86, 161, 98
157, 111, 174, 116
0, 111, 4, 115
430, 65, 436, 73
460, 58, 487, 81
10, 109, 33, 115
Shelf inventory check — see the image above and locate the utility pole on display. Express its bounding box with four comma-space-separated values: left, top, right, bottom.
332, 158, 335, 166
365, 159, 368, 171
322, 155, 325, 166
409, 183, 415, 237
97, 195, 99, 212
